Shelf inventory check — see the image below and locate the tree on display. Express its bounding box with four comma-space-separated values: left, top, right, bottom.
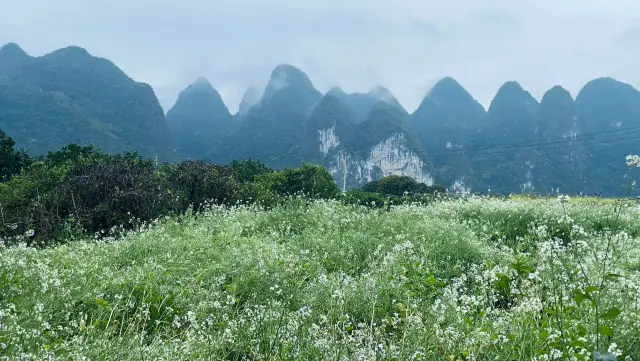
255, 164, 340, 199
362, 175, 445, 196
0, 128, 30, 181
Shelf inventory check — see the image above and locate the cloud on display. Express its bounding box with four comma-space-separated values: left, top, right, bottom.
1, 0, 639, 113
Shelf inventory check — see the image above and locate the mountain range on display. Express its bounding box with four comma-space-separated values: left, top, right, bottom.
1, 42, 639, 196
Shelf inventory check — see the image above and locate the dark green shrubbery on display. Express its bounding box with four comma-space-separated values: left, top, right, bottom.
0, 129, 31, 181
342, 189, 386, 208
56, 155, 173, 239
229, 158, 272, 183
343, 176, 448, 210
0, 147, 166, 245
163, 160, 240, 212
254, 164, 340, 202
0, 140, 342, 246
1, 132, 448, 246
362, 175, 445, 197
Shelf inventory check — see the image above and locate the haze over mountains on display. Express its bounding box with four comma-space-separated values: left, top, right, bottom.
1, 42, 639, 196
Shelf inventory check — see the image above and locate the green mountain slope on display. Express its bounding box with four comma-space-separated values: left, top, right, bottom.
166, 78, 234, 160
218, 64, 322, 169
0, 43, 174, 159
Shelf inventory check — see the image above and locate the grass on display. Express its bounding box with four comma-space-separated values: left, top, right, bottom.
1, 197, 640, 360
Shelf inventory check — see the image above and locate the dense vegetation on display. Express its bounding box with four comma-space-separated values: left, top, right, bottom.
0, 128, 30, 181
2, 196, 640, 360
2, 125, 640, 360
1, 130, 443, 248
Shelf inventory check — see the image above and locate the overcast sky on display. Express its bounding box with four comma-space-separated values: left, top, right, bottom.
1, 0, 639, 113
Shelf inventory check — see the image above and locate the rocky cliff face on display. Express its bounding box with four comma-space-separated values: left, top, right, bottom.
316, 128, 433, 190
306, 97, 432, 190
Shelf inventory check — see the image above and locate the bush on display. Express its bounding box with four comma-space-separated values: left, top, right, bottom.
0, 146, 148, 245
229, 158, 271, 183
0, 162, 72, 245
0, 128, 31, 181
54, 155, 172, 239
342, 189, 386, 208
163, 160, 240, 212
1, 144, 348, 247
362, 175, 445, 196
254, 164, 340, 200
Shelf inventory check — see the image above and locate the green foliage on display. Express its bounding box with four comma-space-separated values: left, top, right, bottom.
229, 158, 272, 183
255, 164, 340, 200
2, 198, 639, 359
0, 44, 174, 160
42, 144, 111, 168
0, 128, 31, 181
0, 145, 148, 245
55, 156, 172, 238
0, 143, 347, 246
363, 175, 445, 197
163, 160, 239, 212
342, 189, 386, 208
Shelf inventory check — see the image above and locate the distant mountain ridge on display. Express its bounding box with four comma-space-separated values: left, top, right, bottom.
0, 43, 174, 159
166, 77, 234, 160
1, 42, 639, 196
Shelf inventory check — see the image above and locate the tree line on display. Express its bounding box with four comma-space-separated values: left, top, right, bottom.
1, 129, 445, 247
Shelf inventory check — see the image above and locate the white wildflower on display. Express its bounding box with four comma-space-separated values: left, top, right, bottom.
297, 306, 312, 318
608, 343, 622, 357
626, 154, 640, 167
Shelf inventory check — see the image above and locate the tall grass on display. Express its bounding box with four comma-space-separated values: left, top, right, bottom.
1, 197, 639, 360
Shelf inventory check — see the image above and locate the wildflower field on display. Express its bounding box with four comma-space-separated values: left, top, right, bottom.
1, 197, 640, 360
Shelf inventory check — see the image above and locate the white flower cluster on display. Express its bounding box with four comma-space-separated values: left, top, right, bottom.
626, 154, 640, 168
1, 198, 639, 359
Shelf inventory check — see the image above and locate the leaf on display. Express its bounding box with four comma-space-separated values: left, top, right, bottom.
425, 275, 437, 285
95, 299, 109, 309
605, 273, 623, 281
569, 339, 587, 349
577, 323, 587, 337
585, 285, 599, 295
602, 307, 621, 321
572, 290, 588, 305
598, 325, 613, 337
539, 329, 549, 339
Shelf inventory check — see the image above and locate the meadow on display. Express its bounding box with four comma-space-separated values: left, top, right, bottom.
1, 197, 640, 360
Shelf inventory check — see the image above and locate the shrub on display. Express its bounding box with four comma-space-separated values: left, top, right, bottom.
163, 160, 240, 212
0, 146, 149, 245
255, 164, 340, 200
0, 162, 70, 245
0, 128, 31, 181
229, 158, 272, 183
42, 144, 111, 168
342, 189, 386, 208
1, 144, 350, 246
363, 175, 445, 196
54, 155, 172, 239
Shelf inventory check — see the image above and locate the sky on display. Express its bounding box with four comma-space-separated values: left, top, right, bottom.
1, 0, 639, 114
